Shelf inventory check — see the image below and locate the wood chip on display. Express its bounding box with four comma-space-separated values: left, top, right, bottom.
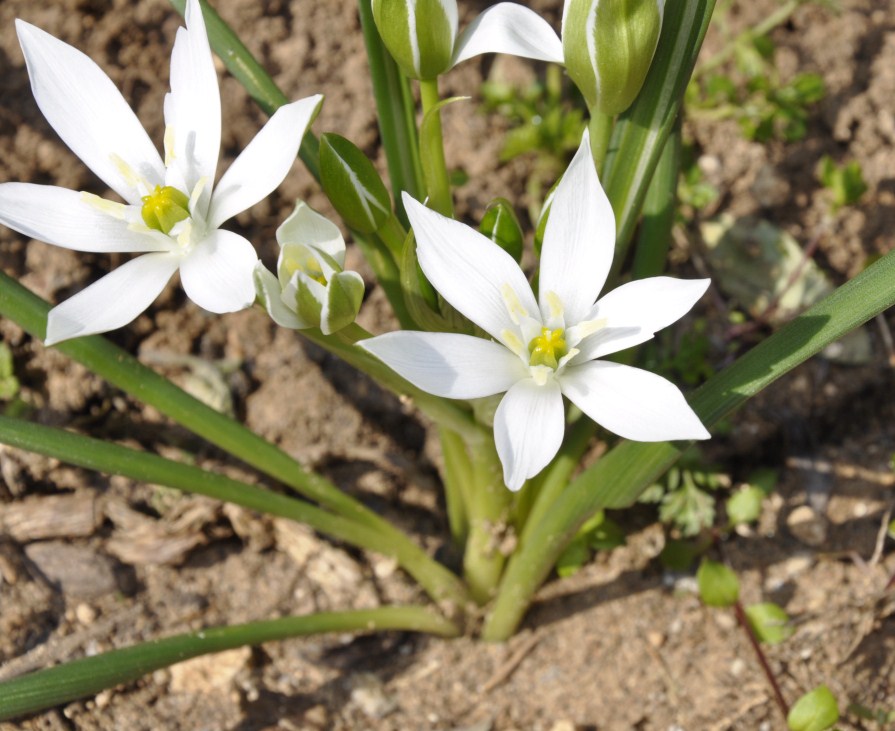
0, 491, 99, 541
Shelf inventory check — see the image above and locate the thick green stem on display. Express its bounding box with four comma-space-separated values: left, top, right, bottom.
355, 231, 416, 329
440, 427, 473, 546
462, 437, 511, 604
587, 111, 614, 174
0, 606, 457, 721
419, 78, 454, 216
483, 245, 895, 641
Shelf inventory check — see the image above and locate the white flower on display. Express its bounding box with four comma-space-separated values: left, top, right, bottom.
253, 201, 365, 335
360, 131, 710, 491
0, 0, 322, 345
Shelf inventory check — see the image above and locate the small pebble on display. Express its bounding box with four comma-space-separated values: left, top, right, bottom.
75, 603, 97, 625
786, 505, 828, 547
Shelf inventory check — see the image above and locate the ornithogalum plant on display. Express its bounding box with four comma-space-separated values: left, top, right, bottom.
0, 0, 893, 722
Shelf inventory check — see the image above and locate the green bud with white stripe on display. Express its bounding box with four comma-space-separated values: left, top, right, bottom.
320, 133, 391, 234
562, 0, 664, 115
479, 198, 523, 263
372, 0, 458, 80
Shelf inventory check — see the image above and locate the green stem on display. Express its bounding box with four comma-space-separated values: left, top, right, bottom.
0, 415, 469, 611
419, 78, 454, 216
0, 276, 469, 609
631, 122, 681, 279
357, 0, 425, 221
516, 416, 594, 541
587, 111, 613, 174
355, 231, 416, 329
378, 213, 410, 261
440, 427, 473, 546
462, 436, 511, 604
483, 244, 895, 641
0, 606, 457, 721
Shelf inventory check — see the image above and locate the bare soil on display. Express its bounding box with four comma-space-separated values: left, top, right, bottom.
2, 1, 895, 729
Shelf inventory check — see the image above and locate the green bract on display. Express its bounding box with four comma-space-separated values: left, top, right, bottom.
254, 202, 365, 335
372, 0, 458, 79
320, 133, 391, 234
563, 0, 664, 115
479, 197, 523, 263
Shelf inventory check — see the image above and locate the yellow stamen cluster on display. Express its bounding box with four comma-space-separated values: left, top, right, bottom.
141, 185, 191, 234
528, 327, 567, 369
282, 247, 328, 286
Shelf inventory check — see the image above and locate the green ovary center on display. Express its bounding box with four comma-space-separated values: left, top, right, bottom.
141, 185, 191, 234
528, 327, 567, 369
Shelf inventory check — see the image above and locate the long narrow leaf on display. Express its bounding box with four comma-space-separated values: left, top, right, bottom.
0, 607, 457, 721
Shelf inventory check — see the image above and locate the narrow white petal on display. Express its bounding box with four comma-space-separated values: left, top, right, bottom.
560, 361, 710, 442
493, 378, 565, 491
208, 95, 323, 229
403, 193, 539, 344
179, 229, 258, 313
45, 252, 180, 345
0, 183, 169, 253
163, 0, 221, 213
15, 21, 164, 204
253, 263, 310, 330
359, 331, 526, 399
452, 3, 563, 66
577, 277, 711, 360
539, 130, 616, 325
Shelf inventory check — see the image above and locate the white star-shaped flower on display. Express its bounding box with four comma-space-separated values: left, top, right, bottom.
360, 131, 710, 491
0, 0, 322, 344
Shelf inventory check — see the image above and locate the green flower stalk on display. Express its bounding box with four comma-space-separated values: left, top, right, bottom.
254, 202, 365, 335
563, 0, 665, 116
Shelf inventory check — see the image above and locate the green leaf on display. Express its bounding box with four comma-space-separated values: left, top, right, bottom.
659, 475, 715, 536
745, 602, 794, 644
659, 538, 708, 571
787, 685, 839, 731
697, 559, 740, 607
480, 198, 524, 262
0, 607, 457, 722
556, 535, 591, 578
746, 468, 779, 495
0, 343, 19, 400
727, 485, 765, 525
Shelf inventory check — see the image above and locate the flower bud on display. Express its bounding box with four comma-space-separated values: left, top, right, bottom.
320, 133, 392, 234
255, 201, 364, 335
479, 198, 523, 263
562, 0, 664, 115
372, 0, 458, 79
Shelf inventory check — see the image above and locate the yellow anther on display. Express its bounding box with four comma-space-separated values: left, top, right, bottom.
528, 327, 568, 370
282, 246, 328, 286
141, 185, 191, 234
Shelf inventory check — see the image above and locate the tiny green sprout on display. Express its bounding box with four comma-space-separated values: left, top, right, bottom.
726, 485, 765, 526
479, 198, 524, 263
788, 685, 839, 731
697, 558, 740, 607
817, 156, 868, 212
745, 602, 794, 645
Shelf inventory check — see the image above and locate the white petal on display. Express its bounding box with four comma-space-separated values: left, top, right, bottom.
163, 0, 221, 215
45, 252, 180, 345
15, 20, 164, 204
452, 3, 563, 66
253, 263, 310, 329
577, 277, 711, 360
539, 130, 615, 325
208, 95, 323, 229
0, 183, 169, 253
359, 331, 526, 399
179, 229, 258, 313
404, 193, 539, 344
560, 361, 710, 442
276, 201, 345, 265
493, 378, 565, 491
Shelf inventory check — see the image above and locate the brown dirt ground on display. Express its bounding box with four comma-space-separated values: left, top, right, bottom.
2, 0, 895, 729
